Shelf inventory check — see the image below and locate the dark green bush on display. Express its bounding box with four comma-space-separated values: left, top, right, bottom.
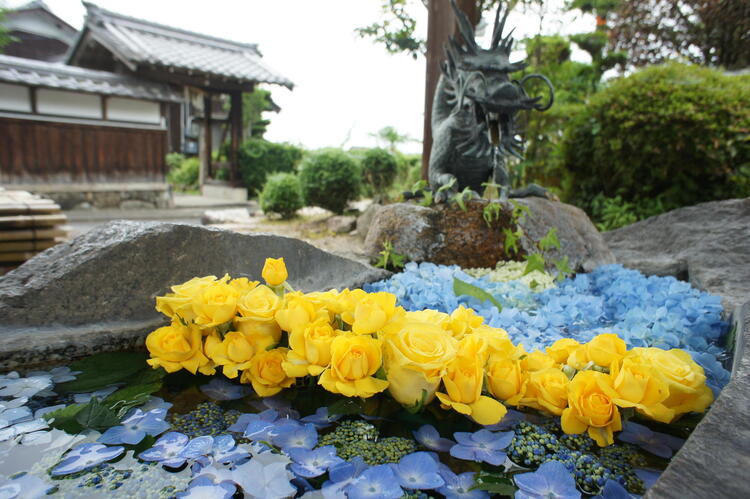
260, 172, 304, 219
237, 139, 304, 195
166, 154, 200, 191
298, 149, 361, 214
361, 148, 398, 193
562, 63, 750, 220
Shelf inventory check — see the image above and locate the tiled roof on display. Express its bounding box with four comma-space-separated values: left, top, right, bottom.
0, 54, 182, 102
71, 2, 294, 89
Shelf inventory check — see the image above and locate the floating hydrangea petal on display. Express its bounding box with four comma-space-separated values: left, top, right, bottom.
51, 443, 124, 476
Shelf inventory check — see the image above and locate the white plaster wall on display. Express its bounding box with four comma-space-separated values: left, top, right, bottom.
0, 83, 32, 112
37, 89, 102, 119
107, 97, 160, 124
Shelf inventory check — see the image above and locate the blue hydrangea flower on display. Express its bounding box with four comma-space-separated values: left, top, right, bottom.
272, 423, 318, 450
0, 418, 48, 443
98, 408, 170, 445
300, 407, 341, 429
73, 385, 119, 404
390, 451, 444, 490
50, 443, 124, 476
176, 476, 236, 499
182, 434, 250, 471
450, 429, 513, 466
26, 366, 80, 384
250, 396, 301, 419
593, 479, 632, 499
0, 472, 55, 498
199, 378, 251, 401
0, 406, 32, 426
617, 422, 684, 459
413, 424, 455, 452
231, 455, 296, 498
288, 445, 343, 478
227, 408, 279, 433
634, 468, 661, 489
514, 460, 581, 499
138, 431, 190, 467
437, 465, 489, 499
348, 464, 404, 499
0, 375, 52, 399
322, 457, 370, 497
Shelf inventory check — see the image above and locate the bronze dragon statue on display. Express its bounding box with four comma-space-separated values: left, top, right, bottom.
429, 0, 554, 202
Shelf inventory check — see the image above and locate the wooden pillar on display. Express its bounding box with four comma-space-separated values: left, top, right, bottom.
421, 0, 480, 181
229, 91, 242, 185
200, 92, 212, 186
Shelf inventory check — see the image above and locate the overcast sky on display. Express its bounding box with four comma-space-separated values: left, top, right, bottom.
6, 0, 593, 153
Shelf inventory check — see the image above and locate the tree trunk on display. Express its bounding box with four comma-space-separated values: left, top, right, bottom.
421, 0, 480, 181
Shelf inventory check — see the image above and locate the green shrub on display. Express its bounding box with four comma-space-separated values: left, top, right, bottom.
361, 148, 398, 193
562, 63, 750, 221
166, 154, 200, 191
298, 149, 361, 214
260, 172, 304, 219
237, 139, 305, 195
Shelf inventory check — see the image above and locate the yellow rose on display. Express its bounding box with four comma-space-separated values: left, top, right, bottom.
472, 325, 524, 362
241, 348, 295, 397
448, 306, 484, 338
146, 320, 214, 375
546, 338, 582, 364
193, 280, 240, 328
262, 257, 288, 286
631, 348, 713, 418
404, 309, 451, 330
204, 331, 256, 379
275, 292, 326, 334
456, 334, 489, 366
305, 290, 347, 315
566, 345, 590, 370
521, 351, 557, 372
382, 322, 458, 406
561, 370, 622, 447
155, 275, 218, 322
318, 334, 389, 398
585, 333, 627, 367
283, 317, 340, 377
599, 354, 673, 423
436, 355, 507, 425
344, 292, 398, 335
520, 368, 569, 415
487, 358, 527, 406
229, 277, 259, 296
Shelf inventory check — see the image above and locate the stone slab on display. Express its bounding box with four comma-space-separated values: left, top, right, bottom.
0, 221, 389, 368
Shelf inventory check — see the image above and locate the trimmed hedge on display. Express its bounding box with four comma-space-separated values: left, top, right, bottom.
260, 172, 304, 219
361, 148, 398, 193
562, 63, 750, 216
298, 149, 361, 214
237, 139, 304, 195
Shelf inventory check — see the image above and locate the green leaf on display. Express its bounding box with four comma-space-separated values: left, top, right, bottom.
327, 398, 365, 417
103, 381, 163, 417
503, 228, 519, 256
539, 227, 561, 251
43, 403, 87, 434
56, 352, 148, 394
453, 277, 502, 312
418, 190, 433, 207
523, 253, 546, 275
75, 397, 121, 431
403, 389, 430, 414
472, 471, 517, 495
553, 256, 573, 282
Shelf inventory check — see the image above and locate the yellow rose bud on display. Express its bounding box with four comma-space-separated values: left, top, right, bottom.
599, 355, 674, 423
631, 348, 713, 418
448, 305, 484, 338
146, 320, 214, 375
237, 284, 281, 321
241, 348, 295, 397
275, 292, 325, 334
521, 351, 557, 372
520, 367, 569, 415
471, 325, 524, 362
561, 370, 622, 447
436, 355, 507, 425
382, 322, 458, 406
487, 358, 527, 406
193, 280, 240, 328
546, 338, 582, 364
348, 292, 398, 335
318, 334, 389, 398
262, 257, 288, 286
586, 333, 627, 367
283, 317, 340, 377
566, 345, 590, 370
456, 334, 489, 366
204, 331, 256, 379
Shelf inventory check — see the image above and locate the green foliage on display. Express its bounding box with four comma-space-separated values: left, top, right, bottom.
165, 154, 200, 191
562, 63, 750, 221
260, 172, 304, 219
361, 148, 399, 194
450, 187, 475, 211
483, 202, 503, 227
298, 149, 361, 214
453, 277, 503, 312
473, 471, 517, 495
538, 227, 560, 251
242, 88, 276, 138
237, 139, 305, 195
56, 352, 149, 393
375, 239, 406, 271
0, 9, 11, 50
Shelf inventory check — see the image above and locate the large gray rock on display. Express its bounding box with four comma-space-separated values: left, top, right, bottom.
0, 221, 389, 368
604, 198, 750, 311
364, 199, 614, 271
646, 300, 750, 499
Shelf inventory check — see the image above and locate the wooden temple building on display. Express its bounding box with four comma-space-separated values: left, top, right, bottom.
0, 2, 293, 208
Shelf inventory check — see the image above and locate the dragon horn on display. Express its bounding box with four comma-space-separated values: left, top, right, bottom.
449, 0, 478, 53
491, 3, 511, 50
500, 26, 517, 54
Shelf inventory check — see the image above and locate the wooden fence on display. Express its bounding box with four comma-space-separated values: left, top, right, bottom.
0, 117, 167, 183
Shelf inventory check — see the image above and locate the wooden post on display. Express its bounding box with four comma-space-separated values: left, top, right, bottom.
200, 92, 212, 186
230, 90, 242, 185
421, 0, 480, 181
